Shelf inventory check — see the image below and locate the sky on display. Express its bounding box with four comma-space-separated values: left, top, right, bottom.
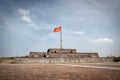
0, 0, 120, 57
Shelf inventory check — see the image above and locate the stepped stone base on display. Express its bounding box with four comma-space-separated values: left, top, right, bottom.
29, 48, 99, 58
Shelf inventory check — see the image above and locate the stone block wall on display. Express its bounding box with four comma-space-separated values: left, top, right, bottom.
77, 53, 99, 58
15, 57, 113, 64
29, 52, 47, 58
48, 53, 99, 58
29, 52, 99, 58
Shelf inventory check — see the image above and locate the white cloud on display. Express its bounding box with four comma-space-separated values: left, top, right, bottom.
72, 31, 85, 35
92, 38, 113, 43
17, 8, 32, 23
21, 15, 32, 23
17, 8, 40, 30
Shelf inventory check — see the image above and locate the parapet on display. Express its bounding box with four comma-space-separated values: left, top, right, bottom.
47, 48, 76, 53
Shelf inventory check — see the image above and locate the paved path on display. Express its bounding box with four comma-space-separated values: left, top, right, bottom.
56, 64, 120, 70
1, 63, 120, 70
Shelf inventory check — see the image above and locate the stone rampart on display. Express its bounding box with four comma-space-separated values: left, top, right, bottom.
48, 53, 98, 58
15, 57, 113, 64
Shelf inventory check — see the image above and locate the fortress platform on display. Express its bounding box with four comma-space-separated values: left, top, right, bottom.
29, 48, 99, 58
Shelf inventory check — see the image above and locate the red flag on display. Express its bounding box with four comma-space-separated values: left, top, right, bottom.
53, 26, 61, 32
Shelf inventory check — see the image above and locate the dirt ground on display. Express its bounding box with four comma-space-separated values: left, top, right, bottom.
0, 64, 120, 80
74, 63, 120, 68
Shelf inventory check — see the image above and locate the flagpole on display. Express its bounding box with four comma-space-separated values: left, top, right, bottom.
60, 26, 62, 49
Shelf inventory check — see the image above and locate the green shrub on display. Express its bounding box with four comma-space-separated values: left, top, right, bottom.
113, 56, 120, 62
11, 61, 16, 64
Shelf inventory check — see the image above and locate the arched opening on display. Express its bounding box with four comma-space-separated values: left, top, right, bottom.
43, 54, 46, 57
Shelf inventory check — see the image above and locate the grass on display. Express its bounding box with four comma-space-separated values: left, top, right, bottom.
0, 57, 16, 64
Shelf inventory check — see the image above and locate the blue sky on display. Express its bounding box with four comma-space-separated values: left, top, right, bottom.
0, 0, 120, 57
